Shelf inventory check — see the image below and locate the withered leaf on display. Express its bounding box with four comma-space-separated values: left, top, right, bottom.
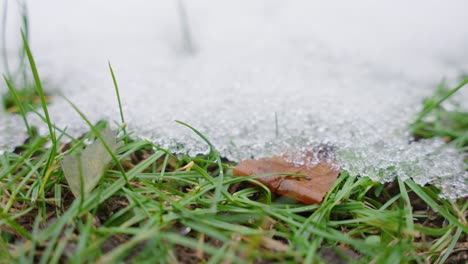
61, 128, 121, 198
233, 154, 339, 204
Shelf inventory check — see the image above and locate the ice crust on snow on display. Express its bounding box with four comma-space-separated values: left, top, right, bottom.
1, 0, 467, 199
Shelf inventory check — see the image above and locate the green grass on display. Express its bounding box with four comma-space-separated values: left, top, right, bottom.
0, 38, 467, 263
411, 80, 468, 154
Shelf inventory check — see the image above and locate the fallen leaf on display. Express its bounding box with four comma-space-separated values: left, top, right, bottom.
61, 128, 121, 198
233, 152, 339, 204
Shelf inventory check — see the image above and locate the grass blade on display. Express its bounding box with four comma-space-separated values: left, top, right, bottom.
108, 62, 127, 143
176, 120, 226, 212
414, 79, 468, 123
21, 29, 58, 197
63, 97, 130, 186
21, 30, 55, 144
406, 179, 467, 232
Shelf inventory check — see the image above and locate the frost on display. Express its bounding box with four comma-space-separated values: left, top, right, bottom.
0, 114, 28, 155
1, 1, 468, 199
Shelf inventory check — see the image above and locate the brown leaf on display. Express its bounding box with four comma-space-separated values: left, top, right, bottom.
233, 153, 339, 204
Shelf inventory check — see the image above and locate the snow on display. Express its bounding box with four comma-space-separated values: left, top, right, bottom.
1, 0, 467, 198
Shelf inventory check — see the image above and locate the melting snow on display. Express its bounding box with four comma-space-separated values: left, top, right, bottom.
1, 0, 467, 199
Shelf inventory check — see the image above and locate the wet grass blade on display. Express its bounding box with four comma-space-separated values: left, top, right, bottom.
414, 78, 468, 123
108, 62, 128, 143
176, 120, 226, 212
21, 30, 55, 144
0, 210, 32, 240
436, 227, 462, 264
21, 30, 57, 197
406, 179, 467, 233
